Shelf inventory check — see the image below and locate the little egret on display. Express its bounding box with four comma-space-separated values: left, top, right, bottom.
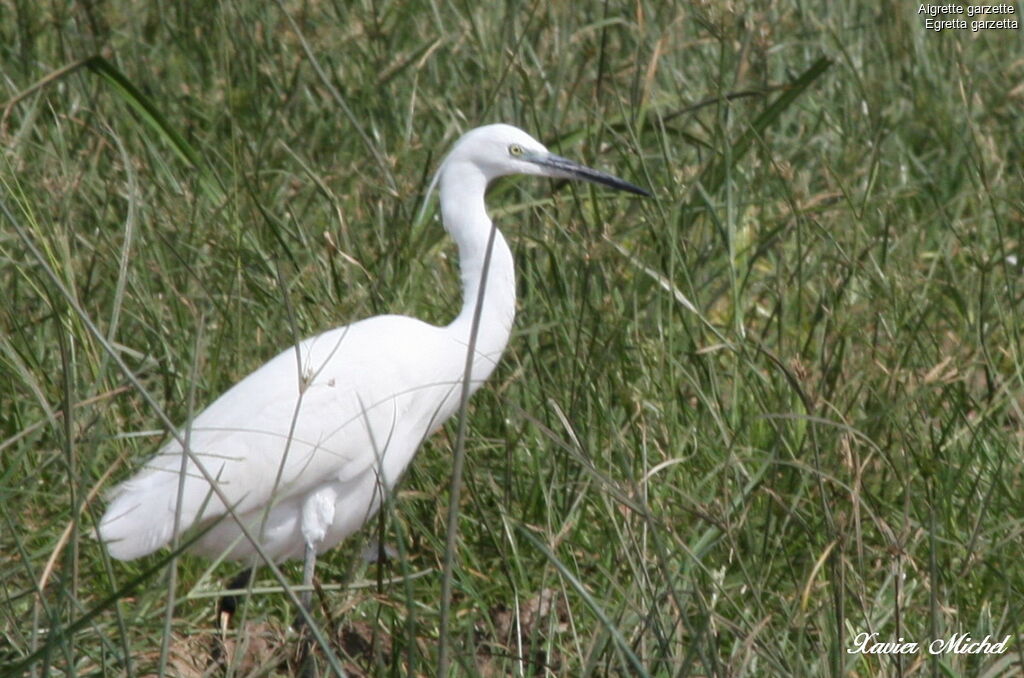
97, 123, 648, 611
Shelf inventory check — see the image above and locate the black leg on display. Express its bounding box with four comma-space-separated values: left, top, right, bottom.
294, 543, 318, 676
292, 542, 318, 631
217, 567, 255, 632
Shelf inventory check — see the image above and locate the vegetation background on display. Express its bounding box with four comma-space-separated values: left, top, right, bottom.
2, 1, 1022, 676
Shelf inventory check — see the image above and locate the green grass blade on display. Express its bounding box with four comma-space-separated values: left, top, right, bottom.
516, 524, 651, 677
697, 56, 832, 197
82, 56, 225, 203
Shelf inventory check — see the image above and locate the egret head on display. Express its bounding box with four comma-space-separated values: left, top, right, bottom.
443, 123, 650, 196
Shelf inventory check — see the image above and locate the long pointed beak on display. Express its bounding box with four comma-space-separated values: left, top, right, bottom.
529, 152, 651, 197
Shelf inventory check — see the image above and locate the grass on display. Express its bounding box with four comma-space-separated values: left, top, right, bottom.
2, 1, 1022, 676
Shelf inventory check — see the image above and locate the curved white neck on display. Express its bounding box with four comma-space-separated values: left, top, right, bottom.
440, 162, 516, 384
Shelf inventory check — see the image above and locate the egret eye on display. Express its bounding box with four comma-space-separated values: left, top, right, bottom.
508, 144, 524, 157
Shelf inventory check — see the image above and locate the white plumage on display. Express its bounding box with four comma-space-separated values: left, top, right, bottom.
97, 124, 647, 584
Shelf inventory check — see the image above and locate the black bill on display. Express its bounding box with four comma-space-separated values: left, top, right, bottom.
529, 152, 651, 197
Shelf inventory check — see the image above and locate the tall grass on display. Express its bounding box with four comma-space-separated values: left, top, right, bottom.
2, 1, 1022, 676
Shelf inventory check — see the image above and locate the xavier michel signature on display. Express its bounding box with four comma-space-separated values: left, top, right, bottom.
847, 632, 1011, 656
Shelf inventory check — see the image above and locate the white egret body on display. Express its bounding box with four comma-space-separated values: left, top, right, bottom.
97, 124, 647, 585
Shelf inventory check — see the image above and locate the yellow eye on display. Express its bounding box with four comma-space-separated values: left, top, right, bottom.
508, 144, 524, 157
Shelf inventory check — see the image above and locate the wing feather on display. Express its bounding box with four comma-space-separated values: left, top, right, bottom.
98, 316, 463, 560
